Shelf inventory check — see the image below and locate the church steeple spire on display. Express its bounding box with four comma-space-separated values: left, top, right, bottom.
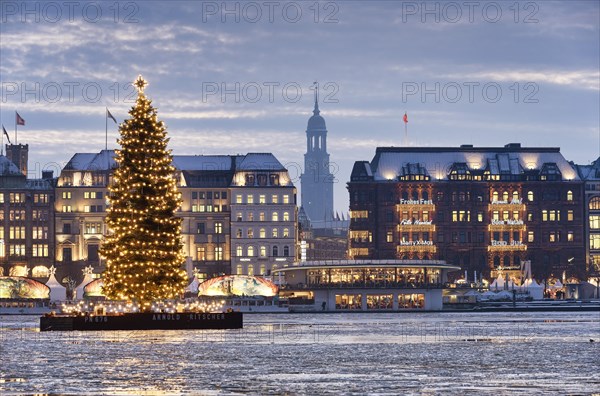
313, 82, 320, 115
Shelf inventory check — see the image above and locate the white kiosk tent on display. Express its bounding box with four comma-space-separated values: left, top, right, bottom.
45, 265, 67, 301
74, 266, 95, 300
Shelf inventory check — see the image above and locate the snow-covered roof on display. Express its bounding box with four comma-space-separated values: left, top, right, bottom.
64, 150, 117, 171
575, 158, 600, 180
0, 155, 22, 176
362, 145, 579, 181
235, 153, 286, 171
173, 155, 234, 171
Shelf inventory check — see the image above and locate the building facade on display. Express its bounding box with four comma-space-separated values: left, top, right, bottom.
1, 147, 55, 281
575, 158, 600, 278
348, 144, 586, 282
230, 153, 297, 276
300, 95, 334, 224
54, 150, 297, 281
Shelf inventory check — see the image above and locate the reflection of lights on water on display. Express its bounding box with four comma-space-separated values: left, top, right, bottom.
60, 299, 226, 315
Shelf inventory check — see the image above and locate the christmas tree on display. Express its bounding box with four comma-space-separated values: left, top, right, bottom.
100, 75, 187, 310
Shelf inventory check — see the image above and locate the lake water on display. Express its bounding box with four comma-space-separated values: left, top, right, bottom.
1, 312, 599, 395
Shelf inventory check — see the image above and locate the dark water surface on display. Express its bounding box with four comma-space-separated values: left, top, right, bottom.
1, 312, 599, 395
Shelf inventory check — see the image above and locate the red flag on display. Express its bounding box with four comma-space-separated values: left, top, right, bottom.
16, 112, 25, 126
403, 112, 408, 124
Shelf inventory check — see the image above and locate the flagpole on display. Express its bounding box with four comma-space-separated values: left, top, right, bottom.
15, 111, 18, 144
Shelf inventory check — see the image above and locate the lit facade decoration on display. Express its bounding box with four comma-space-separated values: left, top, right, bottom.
197, 275, 278, 297
348, 144, 586, 282
0, 276, 50, 299
1, 151, 55, 280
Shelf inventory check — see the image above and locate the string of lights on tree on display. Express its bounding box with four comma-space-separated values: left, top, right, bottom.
100, 75, 188, 310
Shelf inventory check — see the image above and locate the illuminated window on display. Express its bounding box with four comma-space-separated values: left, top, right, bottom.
236, 228, 242, 238
260, 246, 267, 257
527, 191, 534, 202
236, 265, 243, 275
32, 244, 49, 257
236, 246, 243, 257
197, 247, 206, 261
477, 212, 483, 222
567, 232, 573, 242
283, 228, 290, 238
272, 228, 278, 238
62, 191, 72, 199
9, 193, 25, 203
590, 235, 600, 249
247, 229, 254, 238
590, 215, 600, 229
236, 194, 242, 204
502, 191, 509, 201
567, 210, 574, 222
247, 195, 254, 204
259, 195, 266, 204
0, 193, 3, 203
283, 195, 290, 204
9, 245, 26, 256
248, 246, 255, 256
542, 210, 548, 221
260, 264, 267, 275
283, 212, 290, 221
260, 228, 266, 238
215, 247, 223, 261
62, 205, 72, 213
452, 210, 470, 222
248, 212, 254, 221
9, 226, 26, 239
590, 197, 600, 210
566, 191, 573, 201
549, 232, 556, 243
259, 212, 265, 221
528, 231, 534, 243
272, 194, 278, 204
386, 231, 393, 243
247, 264, 254, 276
272, 212, 279, 221
214, 222, 223, 234
492, 191, 499, 202
527, 212, 533, 221
85, 223, 102, 234
9, 209, 26, 221
512, 191, 519, 202
236, 212, 243, 221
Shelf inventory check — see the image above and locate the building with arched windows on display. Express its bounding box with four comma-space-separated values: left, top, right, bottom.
348, 144, 586, 283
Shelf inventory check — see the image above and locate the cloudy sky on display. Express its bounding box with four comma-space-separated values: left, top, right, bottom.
1, 1, 598, 211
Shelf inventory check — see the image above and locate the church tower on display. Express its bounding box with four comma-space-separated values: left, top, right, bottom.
300, 88, 334, 224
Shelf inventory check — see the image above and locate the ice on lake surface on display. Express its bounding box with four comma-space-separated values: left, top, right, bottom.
1, 312, 599, 395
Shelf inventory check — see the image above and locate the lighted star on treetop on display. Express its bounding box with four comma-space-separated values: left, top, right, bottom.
133, 75, 148, 93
